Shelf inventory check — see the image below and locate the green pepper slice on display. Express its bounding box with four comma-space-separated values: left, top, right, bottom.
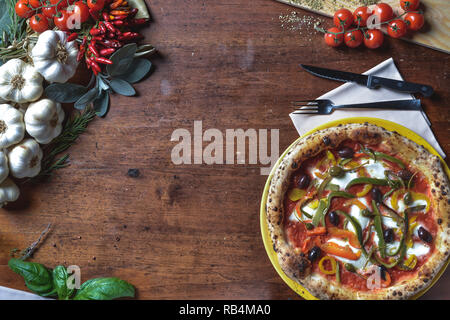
372, 200, 386, 259
335, 210, 367, 256
374, 151, 406, 169
375, 211, 408, 265
345, 177, 388, 190
317, 175, 332, 197
312, 199, 327, 227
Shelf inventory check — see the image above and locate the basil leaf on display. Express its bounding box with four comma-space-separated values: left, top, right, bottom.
74, 87, 100, 110
107, 43, 137, 76
118, 59, 152, 84
109, 79, 136, 96
45, 83, 88, 103
8, 258, 56, 297
93, 90, 110, 117
73, 277, 135, 300
53, 266, 74, 300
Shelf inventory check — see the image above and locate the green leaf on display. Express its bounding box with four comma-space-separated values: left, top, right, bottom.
74, 87, 99, 110
8, 258, 56, 297
73, 277, 135, 300
53, 266, 75, 300
109, 79, 136, 96
45, 83, 88, 103
134, 44, 156, 58
93, 90, 110, 117
107, 43, 137, 77
117, 59, 152, 84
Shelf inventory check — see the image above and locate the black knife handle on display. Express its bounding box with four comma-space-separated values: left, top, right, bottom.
367, 75, 434, 97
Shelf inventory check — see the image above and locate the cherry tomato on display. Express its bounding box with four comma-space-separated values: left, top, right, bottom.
15, 0, 39, 19
387, 19, 407, 38
29, 13, 50, 33
324, 27, 344, 47
374, 3, 393, 23
68, 1, 90, 23
344, 29, 364, 48
333, 8, 354, 30
400, 0, 420, 11
54, 10, 71, 31
42, 0, 67, 19
364, 29, 384, 49
87, 0, 105, 11
353, 6, 372, 27
404, 12, 424, 31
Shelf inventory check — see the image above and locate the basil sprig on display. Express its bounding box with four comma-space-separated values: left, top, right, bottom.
8, 259, 134, 300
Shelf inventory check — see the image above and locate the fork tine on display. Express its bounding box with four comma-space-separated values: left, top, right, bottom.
294, 106, 319, 110
292, 101, 319, 107
292, 99, 319, 103
292, 111, 318, 115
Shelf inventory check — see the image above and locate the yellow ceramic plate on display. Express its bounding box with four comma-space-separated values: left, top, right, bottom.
260, 117, 450, 300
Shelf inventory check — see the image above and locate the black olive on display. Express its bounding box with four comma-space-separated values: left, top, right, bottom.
323, 137, 331, 146
344, 263, 356, 273
361, 209, 373, 217
418, 227, 433, 243
397, 169, 413, 181
297, 174, 310, 189
329, 166, 344, 177
371, 187, 383, 203
308, 246, 321, 262
379, 265, 387, 281
328, 211, 340, 226
383, 228, 395, 243
337, 147, 354, 159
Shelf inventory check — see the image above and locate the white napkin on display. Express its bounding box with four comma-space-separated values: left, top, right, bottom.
0, 285, 49, 300
290, 58, 445, 158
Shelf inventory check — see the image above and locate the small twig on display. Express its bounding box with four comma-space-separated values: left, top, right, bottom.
20, 223, 52, 261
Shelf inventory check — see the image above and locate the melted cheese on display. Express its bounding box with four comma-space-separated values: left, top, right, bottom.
330, 171, 358, 190
364, 159, 387, 179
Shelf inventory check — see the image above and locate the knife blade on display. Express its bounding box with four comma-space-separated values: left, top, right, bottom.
300, 64, 434, 97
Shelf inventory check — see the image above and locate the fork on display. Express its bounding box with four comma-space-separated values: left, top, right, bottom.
292, 99, 422, 115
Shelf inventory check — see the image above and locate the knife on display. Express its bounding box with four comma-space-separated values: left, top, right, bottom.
300, 64, 434, 97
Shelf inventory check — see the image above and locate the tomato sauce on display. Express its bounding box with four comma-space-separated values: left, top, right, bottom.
283, 140, 438, 292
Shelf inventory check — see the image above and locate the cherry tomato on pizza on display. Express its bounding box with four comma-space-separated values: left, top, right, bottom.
324, 27, 344, 47
29, 14, 50, 33
400, 0, 420, 11
353, 6, 372, 27
404, 12, 425, 31
387, 19, 407, 38
15, 0, 40, 19
344, 29, 364, 48
87, 0, 105, 11
364, 29, 384, 49
333, 8, 354, 30
373, 3, 394, 23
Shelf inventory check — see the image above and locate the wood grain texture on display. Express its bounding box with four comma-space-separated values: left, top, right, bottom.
276, 0, 450, 53
0, 0, 448, 299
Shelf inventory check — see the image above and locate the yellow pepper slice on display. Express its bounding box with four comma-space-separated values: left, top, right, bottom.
309, 199, 319, 209
390, 189, 403, 211
406, 217, 418, 249
314, 171, 327, 179
344, 198, 367, 210
327, 151, 336, 166
356, 184, 372, 197
344, 160, 360, 169
411, 192, 430, 212
318, 256, 337, 275
288, 188, 306, 202
403, 254, 418, 270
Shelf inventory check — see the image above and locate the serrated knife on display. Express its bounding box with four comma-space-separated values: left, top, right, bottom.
300, 64, 434, 97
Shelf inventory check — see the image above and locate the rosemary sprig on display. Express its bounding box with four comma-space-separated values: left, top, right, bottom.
27, 108, 96, 182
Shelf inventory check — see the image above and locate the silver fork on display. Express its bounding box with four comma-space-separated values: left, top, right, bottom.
292, 99, 422, 115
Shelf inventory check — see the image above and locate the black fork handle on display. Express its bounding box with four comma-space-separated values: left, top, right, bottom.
335, 99, 421, 110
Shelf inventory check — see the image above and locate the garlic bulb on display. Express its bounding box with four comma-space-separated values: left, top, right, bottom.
0, 150, 9, 184
0, 103, 25, 149
0, 178, 19, 208
0, 59, 43, 103
8, 138, 43, 179
25, 98, 65, 144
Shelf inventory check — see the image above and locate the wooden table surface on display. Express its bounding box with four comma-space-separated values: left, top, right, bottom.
0, 0, 449, 300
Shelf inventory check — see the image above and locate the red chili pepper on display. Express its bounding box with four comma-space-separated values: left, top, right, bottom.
95, 57, 113, 65
107, 32, 115, 38
110, 0, 123, 9
102, 12, 111, 21
98, 22, 107, 34
90, 28, 101, 36
77, 36, 88, 61
128, 8, 138, 18
119, 32, 141, 41
88, 44, 100, 57
89, 9, 100, 20
67, 32, 78, 42
100, 48, 115, 56
113, 14, 128, 20
91, 36, 104, 41
130, 18, 149, 26
110, 10, 129, 16
112, 20, 125, 26
104, 21, 117, 33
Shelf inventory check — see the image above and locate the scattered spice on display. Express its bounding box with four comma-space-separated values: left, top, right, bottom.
128, 168, 140, 178
278, 10, 325, 39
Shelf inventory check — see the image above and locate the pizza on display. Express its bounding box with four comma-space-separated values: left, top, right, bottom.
266, 123, 450, 300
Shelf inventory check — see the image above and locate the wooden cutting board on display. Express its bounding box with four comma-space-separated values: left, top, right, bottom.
275, 0, 450, 53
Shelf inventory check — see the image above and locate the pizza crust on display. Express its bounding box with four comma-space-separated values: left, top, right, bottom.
266, 123, 450, 300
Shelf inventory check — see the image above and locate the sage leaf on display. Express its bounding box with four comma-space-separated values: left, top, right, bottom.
74, 87, 99, 110
45, 83, 88, 103
73, 277, 135, 300
8, 258, 55, 297
53, 266, 74, 300
107, 43, 137, 77
93, 90, 110, 117
109, 78, 136, 96
135, 44, 156, 58
118, 59, 152, 84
